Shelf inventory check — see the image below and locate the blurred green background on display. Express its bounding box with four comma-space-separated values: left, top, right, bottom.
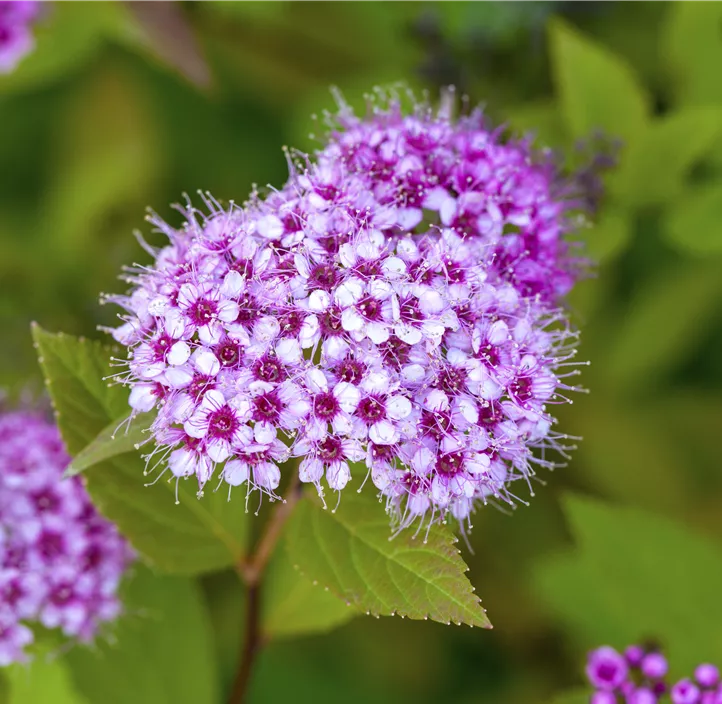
2, 2, 722, 703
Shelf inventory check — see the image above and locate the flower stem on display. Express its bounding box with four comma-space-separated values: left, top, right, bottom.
228, 477, 302, 704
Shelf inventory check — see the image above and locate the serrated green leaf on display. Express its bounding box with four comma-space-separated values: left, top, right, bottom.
66, 567, 219, 704
31, 326, 129, 454
663, 181, 722, 254
603, 261, 722, 393
65, 413, 154, 477
5, 657, 89, 704
263, 539, 358, 639
548, 18, 649, 144
32, 325, 249, 575
534, 494, 722, 674
663, 2, 722, 107
614, 108, 722, 208
285, 490, 490, 627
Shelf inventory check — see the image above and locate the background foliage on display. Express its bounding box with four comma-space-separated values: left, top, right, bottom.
2, 2, 722, 703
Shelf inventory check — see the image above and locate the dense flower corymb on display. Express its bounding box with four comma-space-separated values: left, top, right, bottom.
0, 1, 40, 74
0, 409, 134, 665
107, 91, 587, 529
586, 644, 722, 703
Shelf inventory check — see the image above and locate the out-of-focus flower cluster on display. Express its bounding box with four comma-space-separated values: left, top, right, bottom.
0, 1, 40, 74
587, 644, 722, 704
0, 410, 134, 666
108, 91, 587, 529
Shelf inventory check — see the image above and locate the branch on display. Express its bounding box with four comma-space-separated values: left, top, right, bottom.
227, 477, 303, 704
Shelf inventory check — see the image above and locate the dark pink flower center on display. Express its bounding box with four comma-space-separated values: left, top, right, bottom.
309, 263, 338, 290
218, 341, 242, 367
189, 298, 217, 325
479, 402, 503, 426
37, 530, 64, 561
437, 367, 466, 395
208, 406, 239, 439
402, 472, 428, 494
50, 584, 75, 606
253, 392, 282, 422
378, 337, 411, 369
314, 392, 339, 420
399, 297, 423, 323
252, 356, 285, 384
189, 375, 215, 400
318, 436, 343, 462
436, 452, 464, 477
235, 293, 260, 324
319, 307, 344, 337
370, 443, 395, 464
32, 488, 60, 514
337, 358, 364, 384
357, 397, 386, 423
354, 259, 382, 278
152, 333, 174, 360
279, 310, 303, 337
510, 376, 533, 403
478, 343, 501, 367
357, 296, 383, 321
420, 410, 452, 439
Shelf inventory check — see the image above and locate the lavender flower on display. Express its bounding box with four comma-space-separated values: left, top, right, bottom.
0, 1, 41, 74
0, 409, 134, 665
107, 90, 588, 529
585, 644, 722, 704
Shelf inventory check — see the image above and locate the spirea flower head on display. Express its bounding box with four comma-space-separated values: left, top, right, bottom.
586, 644, 722, 704
0, 408, 134, 665
0, 1, 41, 74
107, 89, 588, 530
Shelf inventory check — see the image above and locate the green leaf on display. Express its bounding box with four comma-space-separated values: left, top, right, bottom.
664, 181, 722, 254
603, 261, 722, 393
263, 539, 359, 639
5, 657, 89, 704
66, 568, 219, 704
65, 413, 154, 477
614, 108, 722, 208
548, 18, 650, 144
663, 2, 722, 107
285, 490, 490, 627
31, 326, 129, 455
534, 494, 722, 674
32, 326, 249, 575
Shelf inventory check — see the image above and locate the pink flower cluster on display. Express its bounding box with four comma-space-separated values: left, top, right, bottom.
0, 1, 40, 74
0, 410, 134, 665
108, 93, 585, 528
587, 644, 722, 703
